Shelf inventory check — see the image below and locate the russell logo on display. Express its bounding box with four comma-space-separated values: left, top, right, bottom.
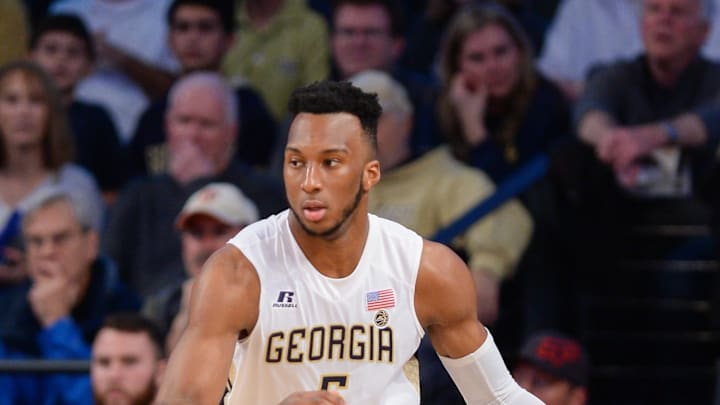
272, 291, 297, 308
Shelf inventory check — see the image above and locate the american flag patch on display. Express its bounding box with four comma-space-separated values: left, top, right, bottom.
366, 288, 395, 311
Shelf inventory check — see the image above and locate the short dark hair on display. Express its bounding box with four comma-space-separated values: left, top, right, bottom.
288, 80, 381, 151
30, 14, 95, 61
167, 0, 235, 35
100, 313, 165, 359
332, 0, 406, 37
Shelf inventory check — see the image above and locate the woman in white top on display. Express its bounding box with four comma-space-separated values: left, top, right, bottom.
0, 61, 102, 283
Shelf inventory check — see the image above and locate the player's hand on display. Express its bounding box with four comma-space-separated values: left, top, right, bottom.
278, 391, 346, 405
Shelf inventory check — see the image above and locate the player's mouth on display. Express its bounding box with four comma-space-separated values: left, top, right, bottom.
302, 201, 327, 222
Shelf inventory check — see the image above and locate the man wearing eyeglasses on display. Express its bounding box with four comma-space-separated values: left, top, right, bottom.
143, 182, 258, 354
129, 0, 278, 178
330, 0, 442, 156
0, 189, 141, 404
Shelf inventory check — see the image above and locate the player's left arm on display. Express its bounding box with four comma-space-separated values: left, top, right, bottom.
415, 240, 543, 404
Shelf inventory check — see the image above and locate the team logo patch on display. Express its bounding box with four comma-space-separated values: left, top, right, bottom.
366, 288, 395, 311
272, 290, 297, 308
374, 310, 389, 328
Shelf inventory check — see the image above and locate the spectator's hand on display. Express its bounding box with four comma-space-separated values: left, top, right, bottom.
0, 247, 26, 284
278, 391, 346, 405
168, 138, 216, 184
449, 73, 488, 145
597, 124, 668, 187
598, 126, 659, 167
27, 259, 82, 327
472, 269, 500, 326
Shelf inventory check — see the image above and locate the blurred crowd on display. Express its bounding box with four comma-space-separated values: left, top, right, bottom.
0, 0, 719, 403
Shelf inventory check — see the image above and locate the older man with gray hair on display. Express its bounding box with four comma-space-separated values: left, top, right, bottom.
575, 0, 720, 196
0, 188, 140, 404
103, 72, 286, 299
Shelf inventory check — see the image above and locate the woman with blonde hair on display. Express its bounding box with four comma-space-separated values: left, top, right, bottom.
437, 3, 569, 183
0, 61, 102, 283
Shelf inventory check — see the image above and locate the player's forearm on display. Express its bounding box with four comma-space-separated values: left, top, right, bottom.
439, 330, 543, 404
156, 332, 230, 404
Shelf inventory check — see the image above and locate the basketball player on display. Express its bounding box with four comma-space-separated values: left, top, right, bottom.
156, 81, 542, 404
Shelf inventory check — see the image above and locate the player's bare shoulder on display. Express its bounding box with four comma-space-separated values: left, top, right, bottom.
190, 245, 261, 334
414, 240, 478, 329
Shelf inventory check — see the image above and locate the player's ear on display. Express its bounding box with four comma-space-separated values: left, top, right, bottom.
363, 159, 381, 191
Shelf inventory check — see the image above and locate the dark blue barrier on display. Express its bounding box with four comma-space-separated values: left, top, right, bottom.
431, 154, 549, 244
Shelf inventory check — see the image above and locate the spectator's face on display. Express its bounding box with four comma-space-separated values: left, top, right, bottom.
642, 0, 708, 63
92, 328, 164, 405
181, 215, 242, 277
284, 112, 379, 238
513, 363, 587, 405
166, 85, 235, 169
169, 5, 230, 72
376, 111, 412, 170
23, 200, 98, 286
332, 4, 403, 78
457, 24, 521, 99
31, 32, 91, 94
0, 72, 48, 149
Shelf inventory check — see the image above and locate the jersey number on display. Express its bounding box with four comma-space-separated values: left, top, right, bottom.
320, 375, 348, 391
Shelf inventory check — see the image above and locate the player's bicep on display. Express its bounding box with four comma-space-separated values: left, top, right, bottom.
157, 246, 259, 403
186, 245, 259, 335
415, 240, 486, 358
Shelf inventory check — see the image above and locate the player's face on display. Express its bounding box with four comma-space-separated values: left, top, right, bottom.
92, 329, 162, 405
284, 112, 380, 238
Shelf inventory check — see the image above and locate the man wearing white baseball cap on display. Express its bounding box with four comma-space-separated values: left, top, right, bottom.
143, 182, 258, 354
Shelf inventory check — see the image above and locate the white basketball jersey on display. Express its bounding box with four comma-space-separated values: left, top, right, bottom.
224, 210, 425, 404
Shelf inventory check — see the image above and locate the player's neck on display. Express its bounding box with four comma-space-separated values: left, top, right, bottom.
291, 213, 369, 279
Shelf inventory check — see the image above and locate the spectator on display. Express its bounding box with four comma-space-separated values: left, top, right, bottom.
512, 331, 589, 405
29, 14, 128, 198
355, 69, 532, 325
538, 0, 644, 101
91, 313, 166, 405
574, 0, 719, 198
221, 0, 329, 122
352, 69, 533, 404
0, 61, 103, 285
0, 189, 140, 404
437, 3, 570, 183
400, 0, 550, 77
103, 72, 285, 298
0, 0, 29, 66
143, 182, 257, 353
328, 0, 441, 155
539, 0, 720, 101
129, 0, 277, 177
50, 0, 179, 140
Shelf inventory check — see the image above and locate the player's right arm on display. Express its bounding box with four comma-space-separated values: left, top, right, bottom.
156, 245, 260, 404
